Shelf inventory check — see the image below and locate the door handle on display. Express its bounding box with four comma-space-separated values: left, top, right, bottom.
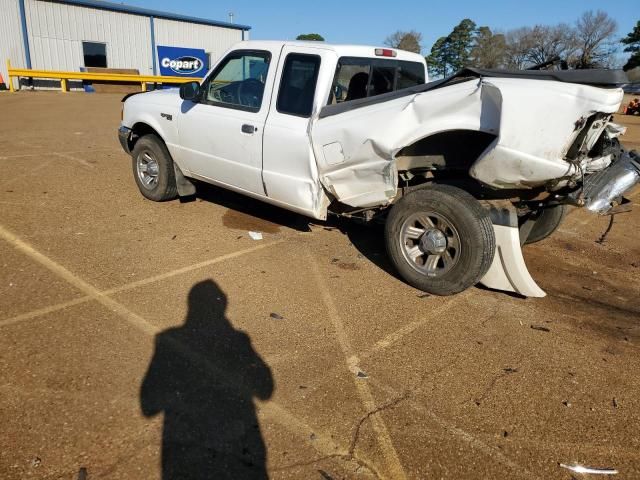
241, 124, 257, 134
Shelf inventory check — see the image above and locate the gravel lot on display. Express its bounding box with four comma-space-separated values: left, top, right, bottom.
1, 91, 639, 479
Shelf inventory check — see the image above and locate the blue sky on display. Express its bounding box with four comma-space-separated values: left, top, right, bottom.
128, 0, 637, 61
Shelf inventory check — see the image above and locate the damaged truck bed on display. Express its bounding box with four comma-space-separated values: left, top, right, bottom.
119, 41, 639, 297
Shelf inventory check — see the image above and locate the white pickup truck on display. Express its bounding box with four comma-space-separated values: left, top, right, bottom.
118, 40, 639, 297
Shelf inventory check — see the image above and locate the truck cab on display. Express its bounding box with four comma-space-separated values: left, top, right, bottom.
120, 41, 427, 220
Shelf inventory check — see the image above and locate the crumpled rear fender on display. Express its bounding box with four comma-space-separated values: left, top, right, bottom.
469, 78, 623, 189
311, 79, 501, 208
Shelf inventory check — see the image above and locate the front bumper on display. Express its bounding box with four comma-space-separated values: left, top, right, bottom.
118, 125, 132, 154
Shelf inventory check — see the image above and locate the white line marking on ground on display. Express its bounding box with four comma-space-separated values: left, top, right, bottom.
0, 240, 284, 327
0, 297, 90, 328
361, 299, 456, 361
0, 159, 54, 189
53, 152, 94, 168
0, 226, 358, 468
104, 240, 285, 295
0, 147, 119, 160
369, 377, 539, 480
309, 254, 407, 480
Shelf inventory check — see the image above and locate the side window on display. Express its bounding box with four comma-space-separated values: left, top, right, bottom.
202, 50, 271, 112
331, 57, 426, 104
397, 61, 426, 89
370, 65, 395, 96
277, 54, 321, 117
332, 60, 370, 103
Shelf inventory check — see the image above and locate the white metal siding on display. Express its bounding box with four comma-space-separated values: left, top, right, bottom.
0, 0, 27, 86
153, 18, 243, 71
24, 0, 153, 73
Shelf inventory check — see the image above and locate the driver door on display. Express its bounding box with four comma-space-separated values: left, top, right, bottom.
177, 49, 275, 195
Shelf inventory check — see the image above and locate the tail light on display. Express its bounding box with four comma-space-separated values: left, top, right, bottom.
375, 48, 397, 58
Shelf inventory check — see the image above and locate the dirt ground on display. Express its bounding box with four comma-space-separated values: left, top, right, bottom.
0, 91, 639, 480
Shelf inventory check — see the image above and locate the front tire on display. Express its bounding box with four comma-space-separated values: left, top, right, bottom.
385, 185, 495, 295
131, 134, 178, 202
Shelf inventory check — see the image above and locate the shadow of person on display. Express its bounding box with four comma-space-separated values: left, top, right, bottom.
140, 280, 273, 479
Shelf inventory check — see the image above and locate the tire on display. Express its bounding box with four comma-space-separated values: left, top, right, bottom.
131, 134, 178, 202
521, 205, 566, 245
384, 184, 495, 295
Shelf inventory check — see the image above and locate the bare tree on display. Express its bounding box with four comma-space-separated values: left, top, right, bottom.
504, 24, 577, 69
526, 24, 577, 66
573, 10, 617, 68
470, 27, 507, 68
504, 27, 534, 69
384, 30, 423, 54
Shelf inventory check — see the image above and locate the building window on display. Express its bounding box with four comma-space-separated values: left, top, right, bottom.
82, 42, 107, 68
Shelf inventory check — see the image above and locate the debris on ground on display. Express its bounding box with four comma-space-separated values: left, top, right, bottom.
356, 371, 368, 379
612, 397, 618, 408
30, 457, 41, 468
530, 325, 551, 332
78, 467, 88, 480
503, 367, 519, 374
559, 463, 618, 475
269, 313, 284, 320
562, 400, 572, 407
248, 231, 263, 240
417, 293, 430, 298
318, 469, 335, 480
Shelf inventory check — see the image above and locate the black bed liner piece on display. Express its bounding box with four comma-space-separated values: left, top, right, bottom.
319, 67, 628, 119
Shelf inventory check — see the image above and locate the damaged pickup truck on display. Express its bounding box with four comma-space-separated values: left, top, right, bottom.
118, 40, 639, 297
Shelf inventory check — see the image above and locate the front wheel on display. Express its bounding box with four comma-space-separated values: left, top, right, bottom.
131, 134, 178, 202
385, 185, 495, 295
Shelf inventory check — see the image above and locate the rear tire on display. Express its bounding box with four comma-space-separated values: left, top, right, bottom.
521, 205, 566, 245
131, 134, 178, 202
384, 184, 495, 295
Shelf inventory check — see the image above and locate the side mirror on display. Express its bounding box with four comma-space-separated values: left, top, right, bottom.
179, 81, 200, 101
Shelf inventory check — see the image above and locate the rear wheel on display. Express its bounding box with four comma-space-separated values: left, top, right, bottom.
384, 185, 495, 295
131, 134, 178, 202
520, 205, 566, 245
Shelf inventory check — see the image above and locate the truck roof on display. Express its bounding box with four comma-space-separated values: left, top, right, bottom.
232, 40, 426, 64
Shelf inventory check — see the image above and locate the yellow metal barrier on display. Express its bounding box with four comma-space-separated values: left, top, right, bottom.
6, 59, 199, 93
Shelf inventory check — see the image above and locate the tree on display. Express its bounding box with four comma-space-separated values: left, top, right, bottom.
426, 19, 476, 78
296, 33, 325, 41
427, 36, 450, 78
384, 30, 423, 53
525, 24, 576, 67
573, 10, 617, 68
621, 20, 640, 71
504, 27, 535, 69
446, 19, 477, 71
470, 27, 507, 68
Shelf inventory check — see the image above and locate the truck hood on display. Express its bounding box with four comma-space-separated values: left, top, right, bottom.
127, 88, 183, 108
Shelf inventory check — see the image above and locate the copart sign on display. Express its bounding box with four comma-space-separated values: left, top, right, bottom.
157, 46, 207, 77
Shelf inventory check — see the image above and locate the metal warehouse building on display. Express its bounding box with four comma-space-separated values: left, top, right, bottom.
0, 0, 251, 88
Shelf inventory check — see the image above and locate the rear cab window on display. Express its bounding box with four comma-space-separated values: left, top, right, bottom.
330, 57, 426, 104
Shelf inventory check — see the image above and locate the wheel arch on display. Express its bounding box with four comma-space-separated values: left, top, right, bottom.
395, 129, 498, 175
128, 122, 166, 152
